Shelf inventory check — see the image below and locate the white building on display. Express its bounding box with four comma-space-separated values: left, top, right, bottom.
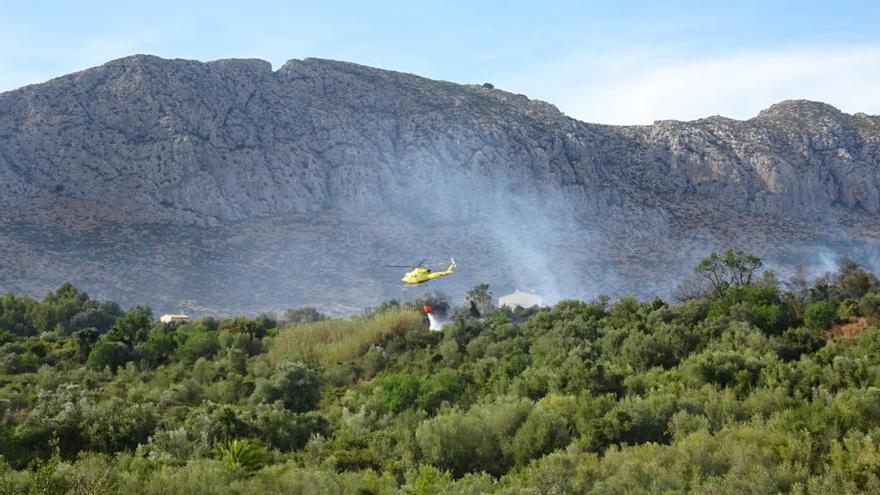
160, 314, 190, 323
498, 290, 545, 309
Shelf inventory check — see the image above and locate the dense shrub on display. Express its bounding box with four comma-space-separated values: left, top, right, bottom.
775, 326, 825, 361
511, 401, 572, 465
859, 292, 880, 323
804, 301, 838, 330
174, 331, 220, 362
415, 410, 500, 476
87, 339, 130, 370
250, 362, 320, 412
708, 284, 789, 334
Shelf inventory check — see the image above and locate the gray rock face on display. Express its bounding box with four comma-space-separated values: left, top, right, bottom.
1, 55, 879, 313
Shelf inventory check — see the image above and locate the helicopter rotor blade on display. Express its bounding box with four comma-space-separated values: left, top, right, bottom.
383, 258, 449, 269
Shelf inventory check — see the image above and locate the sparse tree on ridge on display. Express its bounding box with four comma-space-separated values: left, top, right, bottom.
695, 249, 763, 294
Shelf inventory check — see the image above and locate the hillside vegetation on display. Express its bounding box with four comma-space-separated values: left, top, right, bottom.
2, 251, 880, 493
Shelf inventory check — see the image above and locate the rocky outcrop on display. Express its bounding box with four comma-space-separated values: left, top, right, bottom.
1, 55, 878, 312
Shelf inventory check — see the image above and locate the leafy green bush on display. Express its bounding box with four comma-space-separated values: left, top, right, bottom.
705, 280, 789, 334
859, 292, 880, 323
376, 373, 421, 413
143, 328, 176, 365
87, 339, 130, 370
415, 409, 500, 477
804, 301, 838, 330
82, 398, 157, 453
775, 326, 825, 361
417, 369, 469, 413
250, 362, 320, 412
403, 464, 454, 494
178, 332, 220, 362
511, 402, 572, 465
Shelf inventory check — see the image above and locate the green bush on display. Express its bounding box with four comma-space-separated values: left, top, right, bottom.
775, 326, 825, 361
250, 362, 320, 412
415, 410, 500, 477
175, 331, 220, 362
377, 373, 422, 413
87, 339, 130, 370
82, 398, 157, 453
690, 350, 765, 391
804, 301, 838, 330
403, 465, 454, 495
859, 292, 880, 323
511, 404, 572, 465
417, 369, 469, 413
708, 284, 789, 334
0, 347, 39, 374
143, 328, 176, 365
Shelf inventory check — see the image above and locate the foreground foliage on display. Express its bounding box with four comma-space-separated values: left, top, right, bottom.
2, 253, 880, 493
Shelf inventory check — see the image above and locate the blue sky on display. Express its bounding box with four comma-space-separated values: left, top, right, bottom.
2, 1, 878, 123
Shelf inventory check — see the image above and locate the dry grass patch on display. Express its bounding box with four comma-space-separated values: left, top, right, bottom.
267, 307, 424, 366
824, 317, 870, 340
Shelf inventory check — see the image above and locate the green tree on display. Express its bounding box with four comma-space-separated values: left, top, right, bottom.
69, 303, 121, 333
31, 283, 93, 334
835, 258, 879, 300
466, 284, 495, 317
775, 326, 824, 361
0, 294, 37, 336
72, 327, 99, 362
144, 327, 176, 365
105, 306, 152, 346
696, 249, 763, 294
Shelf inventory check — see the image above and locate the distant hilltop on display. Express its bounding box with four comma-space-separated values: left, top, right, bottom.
1, 55, 879, 313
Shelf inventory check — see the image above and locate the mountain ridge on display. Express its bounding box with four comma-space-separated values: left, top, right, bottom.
1, 55, 879, 313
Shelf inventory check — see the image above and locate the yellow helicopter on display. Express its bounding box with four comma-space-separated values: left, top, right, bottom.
386, 258, 456, 285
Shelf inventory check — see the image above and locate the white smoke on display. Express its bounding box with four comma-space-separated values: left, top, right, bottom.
426, 312, 449, 331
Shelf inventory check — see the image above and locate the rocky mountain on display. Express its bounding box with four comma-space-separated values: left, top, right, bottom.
1, 55, 879, 314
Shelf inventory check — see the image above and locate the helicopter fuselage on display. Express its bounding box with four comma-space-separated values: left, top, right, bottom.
402, 261, 455, 284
